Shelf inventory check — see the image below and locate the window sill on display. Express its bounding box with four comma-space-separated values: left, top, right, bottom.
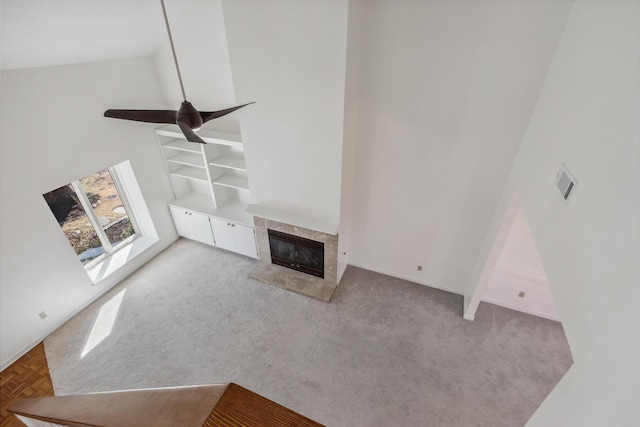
86, 235, 159, 285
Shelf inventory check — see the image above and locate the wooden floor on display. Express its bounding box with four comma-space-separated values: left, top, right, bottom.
0, 343, 54, 427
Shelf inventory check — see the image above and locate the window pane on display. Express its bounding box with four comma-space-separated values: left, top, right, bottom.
78, 169, 136, 247
43, 184, 104, 265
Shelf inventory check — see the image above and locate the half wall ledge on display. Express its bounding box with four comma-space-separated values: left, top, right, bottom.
245, 205, 339, 235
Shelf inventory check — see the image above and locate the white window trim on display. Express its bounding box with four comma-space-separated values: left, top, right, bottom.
71, 180, 114, 253
82, 234, 140, 271
108, 165, 141, 235
84, 161, 159, 285
43, 161, 159, 285
86, 235, 157, 285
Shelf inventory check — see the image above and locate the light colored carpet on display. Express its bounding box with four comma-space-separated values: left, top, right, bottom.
44, 238, 573, 427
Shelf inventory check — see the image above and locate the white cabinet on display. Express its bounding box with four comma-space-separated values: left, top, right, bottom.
169, 206, 215, 246
209, 217, 258, 259
169, 207, 258, 259
209, 217, 236, 252
232, 222, 259, 258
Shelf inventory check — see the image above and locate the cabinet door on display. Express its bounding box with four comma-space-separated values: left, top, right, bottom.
232, 224, 258, 259
169, 206, 215, 246
209, 217, 236, 252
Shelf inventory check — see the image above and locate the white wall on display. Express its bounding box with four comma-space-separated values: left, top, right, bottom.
522, 3, 640, 424
154, 0, 241, 133
468, 2, 639, 424
495, 205, 547, 281
482, 204, 560, 321
337, 2, 365, 280
347, 1, 572, 294
0, 57, 178, 368
221, 0, 348, 227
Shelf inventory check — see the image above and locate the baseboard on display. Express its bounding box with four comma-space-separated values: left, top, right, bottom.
0, 237, 175, 372
481, 296, 561, 322
347, 262, 464, 296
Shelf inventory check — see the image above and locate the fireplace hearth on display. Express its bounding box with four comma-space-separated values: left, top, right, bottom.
268, 229, 324, 278
248, 216, 339, 302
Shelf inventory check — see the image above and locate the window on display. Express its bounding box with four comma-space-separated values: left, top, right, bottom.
43, 167, 139, 268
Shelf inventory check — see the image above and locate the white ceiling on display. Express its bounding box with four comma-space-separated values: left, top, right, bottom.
0, 0, 190, 70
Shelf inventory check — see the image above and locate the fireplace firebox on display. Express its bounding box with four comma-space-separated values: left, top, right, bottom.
268, 229, 324, 278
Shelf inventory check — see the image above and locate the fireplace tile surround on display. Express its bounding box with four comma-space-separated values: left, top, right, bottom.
249, 216, 339, 302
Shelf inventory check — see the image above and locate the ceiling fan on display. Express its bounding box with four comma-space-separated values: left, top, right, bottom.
104, 0, 253, 144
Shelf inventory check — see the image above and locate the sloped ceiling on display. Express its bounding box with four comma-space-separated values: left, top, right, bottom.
1, 0, 241, 129
0, 0, 190, 70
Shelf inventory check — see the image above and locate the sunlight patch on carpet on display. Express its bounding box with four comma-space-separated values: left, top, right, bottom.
81, 290, 126, 358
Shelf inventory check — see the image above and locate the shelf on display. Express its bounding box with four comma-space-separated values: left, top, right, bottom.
170, 166, 209, 181
212, 174, 249, 190
167, 153, 205, 168
169, 193, 216, 214
163, 139, 202, 153
157, 125, 243, 148
209, 155, 246, 171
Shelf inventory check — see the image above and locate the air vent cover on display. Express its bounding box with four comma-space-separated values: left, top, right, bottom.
556, 164, 577, 202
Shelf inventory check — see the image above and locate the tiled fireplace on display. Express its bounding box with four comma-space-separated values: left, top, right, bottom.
249, 216, 339, 302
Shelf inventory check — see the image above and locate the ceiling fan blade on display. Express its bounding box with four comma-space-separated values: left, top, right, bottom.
104, 109, 177, 124
177, 120, 205, 144
199, 102, 255, 124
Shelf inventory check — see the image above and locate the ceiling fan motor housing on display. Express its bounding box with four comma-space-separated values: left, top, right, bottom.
178, 101, 203, 130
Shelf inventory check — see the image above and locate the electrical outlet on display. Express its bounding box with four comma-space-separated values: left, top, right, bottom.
39, 311, 47, 319
518, 291, 526, 298
417, 265, 422, 271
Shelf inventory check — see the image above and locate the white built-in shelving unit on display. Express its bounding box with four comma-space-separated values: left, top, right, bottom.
157, 125, 257, 258
157, 125, 253, 225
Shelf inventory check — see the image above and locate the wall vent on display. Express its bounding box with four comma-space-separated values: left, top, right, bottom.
556, 164, 577, 202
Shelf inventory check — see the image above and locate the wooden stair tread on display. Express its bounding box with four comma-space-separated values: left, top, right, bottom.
205, 383, 323, 427
7, 383, 324, 427
8, 385, 227, 427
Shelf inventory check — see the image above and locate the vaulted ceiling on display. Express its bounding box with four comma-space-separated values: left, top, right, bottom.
1, 0, 241, 130
0, 0, 196, 70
